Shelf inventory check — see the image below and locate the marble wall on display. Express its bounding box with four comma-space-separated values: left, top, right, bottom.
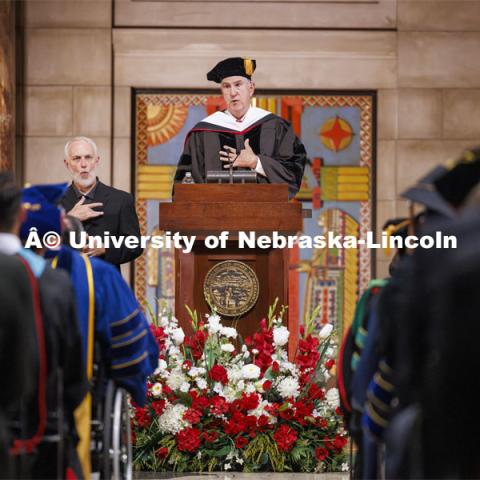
16, 0, 480, 278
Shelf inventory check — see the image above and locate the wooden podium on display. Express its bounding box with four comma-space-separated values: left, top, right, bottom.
159, 184, 303, 342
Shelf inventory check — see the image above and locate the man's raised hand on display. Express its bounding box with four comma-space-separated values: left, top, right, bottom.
220, 139, 258, 170
68, 196, 104, 222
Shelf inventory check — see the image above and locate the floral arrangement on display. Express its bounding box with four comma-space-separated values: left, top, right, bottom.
132, 303, 349, 473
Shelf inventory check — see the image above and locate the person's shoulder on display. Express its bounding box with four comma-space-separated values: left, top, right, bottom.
97, 181, 133, 201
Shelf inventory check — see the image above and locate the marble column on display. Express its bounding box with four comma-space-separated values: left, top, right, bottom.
0, 0, 15, 172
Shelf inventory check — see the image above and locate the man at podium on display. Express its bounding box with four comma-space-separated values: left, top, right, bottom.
174, 57, 307, 197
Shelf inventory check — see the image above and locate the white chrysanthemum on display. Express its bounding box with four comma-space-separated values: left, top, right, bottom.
280, 361, 298, 376
221, 343, 235, 353
180, 382, 190, 393
312, 409, 321, 418
188, 367, 200, 378
157, 404, 189, 434
151, 382, 163, 397
273, 325, 290, 346
319, 323, 333, 338
236, 380, 245, 392
241, 364, 261, 380
227, 367, 242, 383
172, 327, 185, 345
222, 386, 239, 403
342, 462, 350, 472
277, 377, 300, 399
325, 387, 340, 408
196, 378, 207, 390
166, 371, 187, 391
220, 326, 237, 339
207, 314, 222, 334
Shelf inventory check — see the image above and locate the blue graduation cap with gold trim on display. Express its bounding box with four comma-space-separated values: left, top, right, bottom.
20, 183, 68, 240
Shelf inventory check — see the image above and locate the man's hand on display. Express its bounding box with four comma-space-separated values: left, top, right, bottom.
220, 139, 258, 169
68, 196, 104, 222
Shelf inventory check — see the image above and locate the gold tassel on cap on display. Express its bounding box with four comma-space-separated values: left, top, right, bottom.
244, 58, 254, 76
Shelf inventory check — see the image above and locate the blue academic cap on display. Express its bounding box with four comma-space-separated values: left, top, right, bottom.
401, 165, 456, 219
20, 183, 69, 240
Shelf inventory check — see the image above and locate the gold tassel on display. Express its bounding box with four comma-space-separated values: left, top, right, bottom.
244, 58, 254, 76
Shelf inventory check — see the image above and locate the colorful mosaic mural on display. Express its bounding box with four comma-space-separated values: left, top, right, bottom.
133, 92, 375, 335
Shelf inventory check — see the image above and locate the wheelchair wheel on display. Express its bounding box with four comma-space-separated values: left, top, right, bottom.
112, 388, 132, 480
102, 382, 132, 480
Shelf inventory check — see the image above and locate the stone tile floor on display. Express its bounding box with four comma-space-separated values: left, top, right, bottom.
134, 473, 349, 480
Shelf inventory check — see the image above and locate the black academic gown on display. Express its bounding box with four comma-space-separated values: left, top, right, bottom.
175, 113, 307, 197
0, 254, 37, 479
32, 266, 89, 479
60, 181, 143, 268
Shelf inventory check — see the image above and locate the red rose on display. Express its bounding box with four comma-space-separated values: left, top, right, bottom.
238, 393, 259, 412
263, 380, 272, 391
209, 364, 229, 385
258, 415, 270, 429
279, 407, 295, 421
315, 447, 329, 461
155, 447, 168, 458
271, 361, 280, 373
191, 395, 209, 412
183, 408, 202, 425
308, 384, 325, 400
273, 425, 297, 452
210, 395, 229, 416
333, 435, 348, 451
324, 359, 335, 370
151, 399, 166, 416
135, 407, 152, 428
202, 430, 218, 443
176, 427, 201, 452
235, 436, 248, 449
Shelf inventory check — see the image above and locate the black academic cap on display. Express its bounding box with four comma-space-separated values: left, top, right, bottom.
434, 147, 480, 208
207, 57, 256, 83
401, 165, 456, 218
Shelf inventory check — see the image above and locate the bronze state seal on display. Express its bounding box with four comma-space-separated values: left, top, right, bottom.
203, 260, 259, 317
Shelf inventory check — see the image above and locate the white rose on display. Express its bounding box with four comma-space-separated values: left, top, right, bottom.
221, 343, 235, 353
207, 314, 222, 334
319, 323, 334, 339
220, 326, 238, 339
325, 387, 340, 408
273, 326, 290, 347
172, 327, 185, 345
277, 377, 300, 399
241, 364, 261, 380
151, 382, 163, 397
